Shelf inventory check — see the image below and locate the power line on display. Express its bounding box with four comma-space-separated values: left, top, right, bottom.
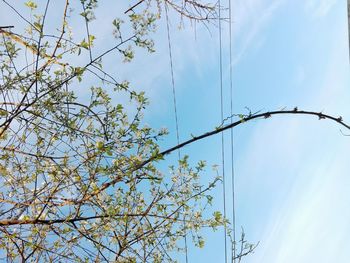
228, 0, 236, 262
218, 0, 228, 262
347, 0, 350, 63
164, 4, 188, 263
165, 4, 181, 160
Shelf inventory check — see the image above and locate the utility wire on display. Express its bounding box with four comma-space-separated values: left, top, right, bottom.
164, 4, 188, 263
165, 4, 181, 161
228, 0, 236, 262
347, 0, 350, 63
218, 0, 228, 262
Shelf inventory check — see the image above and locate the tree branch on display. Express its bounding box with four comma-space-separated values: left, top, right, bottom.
158, 109, 349, 158
84, 109, 350, 199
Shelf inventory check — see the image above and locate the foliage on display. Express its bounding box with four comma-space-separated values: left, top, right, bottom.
2, 1, 349, 261
0, 0, 229, 262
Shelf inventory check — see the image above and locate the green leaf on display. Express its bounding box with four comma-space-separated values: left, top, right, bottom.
25, 1, 37, 9
88, 35, 95, 46
96, 141, 104, 150
198, 238, 205, 248
80, 39, 89, 49
0, 109, 8, 117
33, 22, 42, 32
213, 211, 222, 222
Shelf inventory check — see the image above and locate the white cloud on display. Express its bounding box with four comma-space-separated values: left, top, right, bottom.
305, 0, 337, 17
231, 0, 285, 65
237, 15, 350, 262
257, 145, 350, 262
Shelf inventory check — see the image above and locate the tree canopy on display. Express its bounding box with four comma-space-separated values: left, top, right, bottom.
1, 1, 349, 262
0, 1, 230, 262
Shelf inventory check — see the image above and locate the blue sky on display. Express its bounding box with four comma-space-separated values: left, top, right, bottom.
136, 0, 350, 262
1, 0, 349, 262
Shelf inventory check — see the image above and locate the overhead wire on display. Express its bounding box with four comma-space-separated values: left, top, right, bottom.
228, 0, 237, 261
347, 0, 350, 63
165, 1, 235, 261
218, 0, 228, 262
164, 4, 188, 263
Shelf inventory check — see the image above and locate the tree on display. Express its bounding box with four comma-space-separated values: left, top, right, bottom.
0, 1, 348, 262
0, 1, 230, 262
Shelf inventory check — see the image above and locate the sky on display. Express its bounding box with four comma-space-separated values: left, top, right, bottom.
137, 0, 350, 262
1, 0, 350, 262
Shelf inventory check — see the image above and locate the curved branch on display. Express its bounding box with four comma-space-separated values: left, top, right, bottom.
85, 109, 350, 199
1, 110, 349, 227
158, 109, 349, 158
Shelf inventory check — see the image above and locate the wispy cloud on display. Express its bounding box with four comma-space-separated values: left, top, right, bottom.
237, 15, 350, 262
232, 0, 285, 65
258, 145, 350, 263
305, 0, 337, 17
